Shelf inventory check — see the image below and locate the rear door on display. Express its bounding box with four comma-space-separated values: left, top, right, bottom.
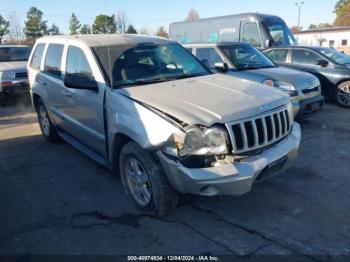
41, 42, 67, 128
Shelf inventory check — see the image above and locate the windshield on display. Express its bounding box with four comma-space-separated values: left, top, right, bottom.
263, 21, 297, 46
0, 47, 31, 62
220, 45, 275, 70
98, 43, 209, 88
318, 47, 350, 65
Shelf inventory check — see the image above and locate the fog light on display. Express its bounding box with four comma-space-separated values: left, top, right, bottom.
200, 186, 219, 196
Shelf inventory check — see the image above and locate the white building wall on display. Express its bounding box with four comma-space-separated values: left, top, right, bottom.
297, 30, 350, 54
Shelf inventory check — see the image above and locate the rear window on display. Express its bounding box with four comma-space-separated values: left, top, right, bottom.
0, 47, 31, 62
30, 44, 45, 70
44, 44, 64, 78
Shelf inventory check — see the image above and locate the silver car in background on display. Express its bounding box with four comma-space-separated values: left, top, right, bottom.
184, 42, 324, 119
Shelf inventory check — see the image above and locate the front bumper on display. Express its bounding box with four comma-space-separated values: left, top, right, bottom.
292, 94, 324, 119
158, 122, 301, 196
0, 79, 30, 94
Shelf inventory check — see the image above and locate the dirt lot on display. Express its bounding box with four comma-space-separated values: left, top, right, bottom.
0, 98, 350, 258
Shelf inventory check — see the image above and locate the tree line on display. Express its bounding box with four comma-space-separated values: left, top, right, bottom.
0, 6, 200, 45
291, 0, 350, 33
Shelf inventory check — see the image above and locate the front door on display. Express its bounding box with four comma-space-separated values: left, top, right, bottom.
60, 45, 106, 157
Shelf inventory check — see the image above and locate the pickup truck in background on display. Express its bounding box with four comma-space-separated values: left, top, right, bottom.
0, 45, 31, 106
28, 34, 301, 216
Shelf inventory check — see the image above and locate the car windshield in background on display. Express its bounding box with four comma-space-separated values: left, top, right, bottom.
263, 22, 297, 46
106, 44, 209, 88
319, 48, 350, 65
0, 47, 32, 62
220, 45, 275, 70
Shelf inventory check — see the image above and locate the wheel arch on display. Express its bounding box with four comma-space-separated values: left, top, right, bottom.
110, 132, 133, 173
32, 93, 42, 112
335, 78, 350, 88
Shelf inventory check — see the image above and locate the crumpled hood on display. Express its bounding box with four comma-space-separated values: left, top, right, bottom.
231, 66, 319, 91
116, 74, 289, 126
0, 61, 28, 72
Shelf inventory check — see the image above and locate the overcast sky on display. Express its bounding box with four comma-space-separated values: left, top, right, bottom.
0, 0, 336, 34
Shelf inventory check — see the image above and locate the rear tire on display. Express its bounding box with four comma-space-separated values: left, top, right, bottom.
37, 99, 61, 143
335, 81, 350, 108
119, 142, 178, 217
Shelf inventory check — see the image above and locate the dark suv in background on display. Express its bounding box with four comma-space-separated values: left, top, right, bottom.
264, 46, 350, 108
0, 45, 31, 106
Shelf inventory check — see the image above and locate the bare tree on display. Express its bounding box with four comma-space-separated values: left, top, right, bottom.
186, 8, 200, 21
116, 11, 128, 34
7, 11, 24, 41
156, 26, 169, 38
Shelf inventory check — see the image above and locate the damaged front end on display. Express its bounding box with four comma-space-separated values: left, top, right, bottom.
161, 124, 237, 169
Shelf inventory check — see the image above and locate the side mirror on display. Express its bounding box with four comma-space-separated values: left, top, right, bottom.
265, 39, 272, 48
315, 59, 329, 67
64, 74, 99, 91
214, 62, 229, 72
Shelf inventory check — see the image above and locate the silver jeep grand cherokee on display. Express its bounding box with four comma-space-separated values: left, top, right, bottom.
28, 34, 301, 216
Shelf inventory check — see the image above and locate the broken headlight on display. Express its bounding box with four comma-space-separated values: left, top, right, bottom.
177, 126, 228, 157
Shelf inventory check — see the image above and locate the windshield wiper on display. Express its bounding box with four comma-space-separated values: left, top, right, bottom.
173, 73, 207, 80
114, 78, 169, 88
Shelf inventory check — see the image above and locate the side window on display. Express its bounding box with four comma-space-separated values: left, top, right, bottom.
291, 49, 322, 65
30, 43, 45, 70
265, 49, 288, 63
66, 46, 93, 78
186, 48, 193, 53
44, 44, 64, 78
196, 48, 223, 69
242, 23, 261, 47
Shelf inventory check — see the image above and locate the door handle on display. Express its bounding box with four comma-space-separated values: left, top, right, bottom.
38, 80, 47, 86
62, 90, 73, 97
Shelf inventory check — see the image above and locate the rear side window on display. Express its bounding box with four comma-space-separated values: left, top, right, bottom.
196, 48, 223, 69
66, 46, 93, 78
291, 49, 322, 65
265, 49, 288, 63
44, 44, 64, 78
242, 23, 261, 47
30, 44, 45, 70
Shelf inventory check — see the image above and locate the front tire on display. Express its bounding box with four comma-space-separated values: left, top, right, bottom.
335, 81, 350, 108
37, 100, 61, 143
119, 142, 178, 217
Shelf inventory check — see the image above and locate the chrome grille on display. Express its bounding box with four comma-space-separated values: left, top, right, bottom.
226, 108, 291, 154
15, 72, 28, 79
